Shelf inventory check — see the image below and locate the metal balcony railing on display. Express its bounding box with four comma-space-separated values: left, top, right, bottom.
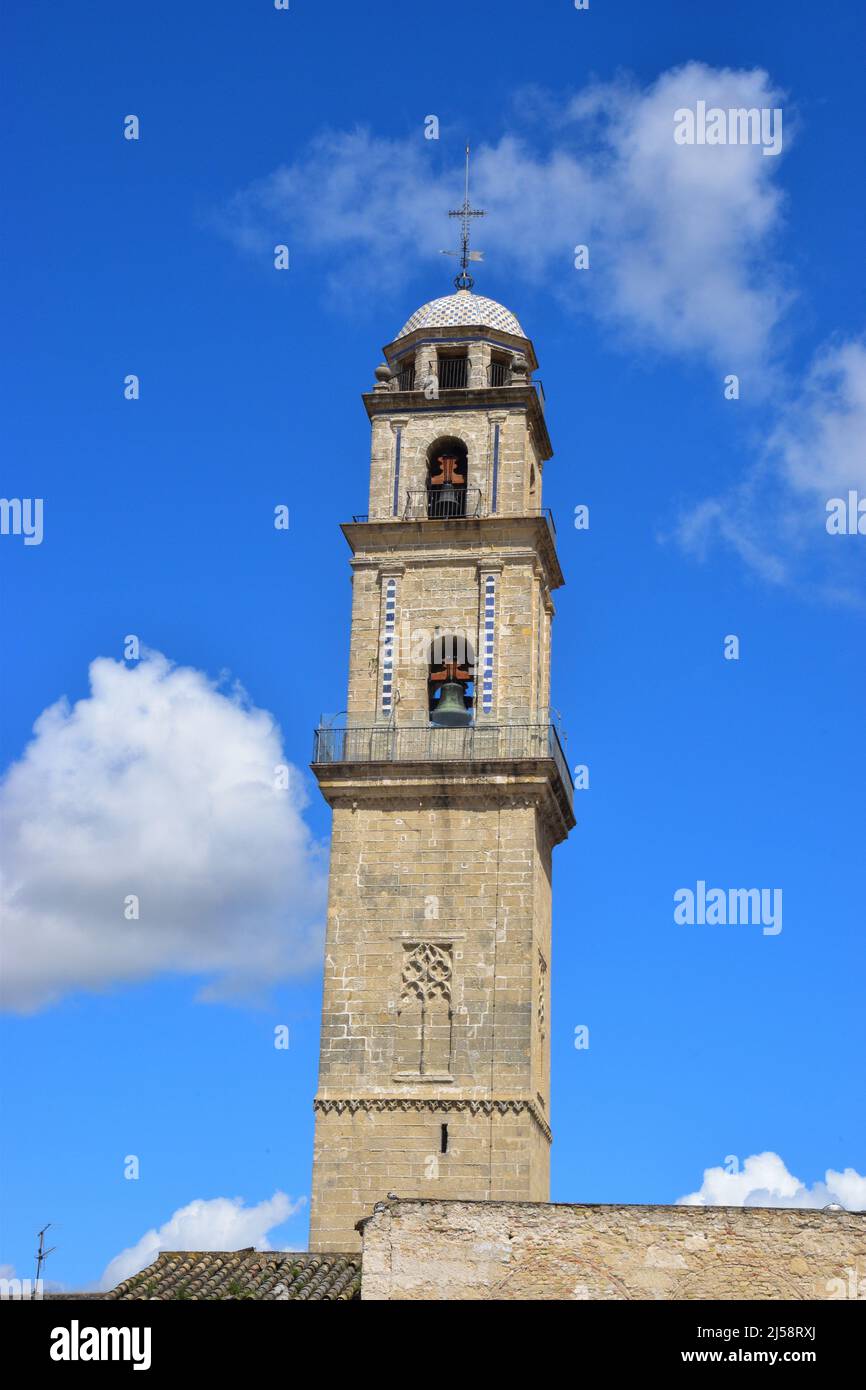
403, 487, 483, 520
437, 357, 469, 390
312, 720, 574, 809
353, 501, 555, 535
386, 362, 544, 406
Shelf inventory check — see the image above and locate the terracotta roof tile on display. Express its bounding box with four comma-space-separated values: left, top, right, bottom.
104, 1249, 361, 1301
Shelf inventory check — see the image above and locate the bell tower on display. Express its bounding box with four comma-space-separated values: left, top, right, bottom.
308, 160, 575, 1252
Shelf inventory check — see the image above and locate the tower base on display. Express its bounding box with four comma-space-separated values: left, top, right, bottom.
309, 1098, 551, 1252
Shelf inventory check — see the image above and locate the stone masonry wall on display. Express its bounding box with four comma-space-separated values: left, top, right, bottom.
308, 799, 554, 1251
368, 407, 542, 521
310, 1110, 547, 1254
359, 1199, 866, 1300
345, 549, 551, 723
311, 316, 564, 1255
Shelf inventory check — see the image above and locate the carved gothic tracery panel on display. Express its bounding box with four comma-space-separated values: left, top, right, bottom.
401, 941, 452, 1004
396, 942, 453, 1076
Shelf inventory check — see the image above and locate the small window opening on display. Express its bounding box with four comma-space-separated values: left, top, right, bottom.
395, 360, 415, 392
440, 1123, 448, 1154
437, 352, 468, 390
427, 437, 468, 518
489, 352, 510, 387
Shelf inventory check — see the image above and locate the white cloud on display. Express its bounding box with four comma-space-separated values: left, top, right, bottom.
222, 66, 866, 588
678, 1151, 866, 1210
98, 1191, 303, 1291
674, 335, 866, 588
768, 337, 866, 497
0, 651, 327, 1012
213, 67, 866, 592
0, 1261, 65, 1295
216, 63, 790, 368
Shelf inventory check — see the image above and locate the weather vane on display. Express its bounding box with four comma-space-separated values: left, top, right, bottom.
441, 143, 485, 290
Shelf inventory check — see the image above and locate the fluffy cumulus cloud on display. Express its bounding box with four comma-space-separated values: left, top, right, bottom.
0, 651, 327, 1012
99, 1192, 303, 1291
216, 63, 790, 369
678, 1152, 866, 1210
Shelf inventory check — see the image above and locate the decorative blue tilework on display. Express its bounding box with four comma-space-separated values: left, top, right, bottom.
481, 574, 496, 715
381, 578, 397, 717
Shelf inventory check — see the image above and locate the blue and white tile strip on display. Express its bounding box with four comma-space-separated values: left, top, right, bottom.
381, 577, 397, 717
481, 574, 496, 715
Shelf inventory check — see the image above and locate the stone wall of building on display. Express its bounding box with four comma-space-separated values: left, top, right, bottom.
313, 801, 549, 1096
359, 1199, 866, 1300
310, 1109, 549, 1254
310, 305, 568, 1255
367, 405, 543, 522
307, 798, 554, 1252
343, 530, 554, 724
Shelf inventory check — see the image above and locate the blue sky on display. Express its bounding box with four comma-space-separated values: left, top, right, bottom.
1, 0, 864, 1290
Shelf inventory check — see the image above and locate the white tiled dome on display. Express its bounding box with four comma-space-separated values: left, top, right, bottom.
396, 289, 525, 340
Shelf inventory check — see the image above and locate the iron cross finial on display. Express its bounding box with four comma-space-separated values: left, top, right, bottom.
442, 143, 485, 291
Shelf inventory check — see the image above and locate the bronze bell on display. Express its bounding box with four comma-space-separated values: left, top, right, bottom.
430, 680, 471, 727
437, 482, 458, 517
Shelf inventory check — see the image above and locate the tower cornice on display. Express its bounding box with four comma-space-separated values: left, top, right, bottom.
363, 383, 552, 462
341, 515, 565, 592
383, 324, 539, 373
313, 1096, 553, 1146
310, 759, 575, 847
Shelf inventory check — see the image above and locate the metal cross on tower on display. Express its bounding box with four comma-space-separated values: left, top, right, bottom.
442, 143, 485, 291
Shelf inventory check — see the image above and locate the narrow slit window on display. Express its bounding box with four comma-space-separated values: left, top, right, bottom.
440, 1123, 448, 1154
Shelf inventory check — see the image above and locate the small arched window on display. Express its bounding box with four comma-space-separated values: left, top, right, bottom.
426, 436, 468, 519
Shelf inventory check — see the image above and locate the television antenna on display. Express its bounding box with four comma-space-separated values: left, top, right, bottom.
34, 1223, 56, 1298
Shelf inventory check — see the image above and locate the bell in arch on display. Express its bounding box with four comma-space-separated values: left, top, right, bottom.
431, 680, 471, 727
429, 635, 474, 727
428, 444, 467, 519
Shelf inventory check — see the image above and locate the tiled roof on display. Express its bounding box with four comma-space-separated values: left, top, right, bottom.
396, 290, 525, 340
103, 1249, 361, 1301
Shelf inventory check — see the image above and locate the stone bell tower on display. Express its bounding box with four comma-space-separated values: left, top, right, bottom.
308, 166, 574, 1252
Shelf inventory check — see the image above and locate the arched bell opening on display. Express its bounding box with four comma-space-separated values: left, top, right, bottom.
428, 632, 475, 727
426, 437, 468, 519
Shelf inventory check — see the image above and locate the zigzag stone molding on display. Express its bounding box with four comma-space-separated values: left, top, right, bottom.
313, 1096, 552, 1144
